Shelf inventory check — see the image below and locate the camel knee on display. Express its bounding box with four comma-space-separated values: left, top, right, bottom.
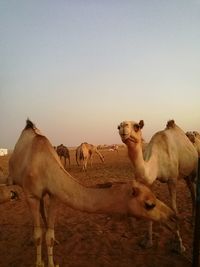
46, 228, 55, 247
34, 227, 43, 246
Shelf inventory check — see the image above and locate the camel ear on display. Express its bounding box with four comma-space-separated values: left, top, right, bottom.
139, 120, 144, 129
132, 186, 140, 197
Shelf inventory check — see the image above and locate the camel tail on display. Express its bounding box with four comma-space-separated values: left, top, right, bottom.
40, 198, 48, 228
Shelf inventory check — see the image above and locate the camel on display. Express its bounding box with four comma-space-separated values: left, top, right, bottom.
7, 119, 177, 267
56, 144, 70, 169
118, 119, 198, 252
76, 142, 104, 171
186, 131, 200, 156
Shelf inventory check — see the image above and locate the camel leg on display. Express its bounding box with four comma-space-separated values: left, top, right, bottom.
139, 221, 153, 248
147, 221, 153, 247
168, 179, 185, 253
68, 157, 71, 169
64, 157, 67, 170
26, 195, 44, 267
184, 176, 196, 216
83, 158, 87, 171
46, 196, 59, 267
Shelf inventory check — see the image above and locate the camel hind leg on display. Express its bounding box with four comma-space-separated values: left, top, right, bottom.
184, 175, 196, 216
45, 195, 59, 267
26, 194, 44, 267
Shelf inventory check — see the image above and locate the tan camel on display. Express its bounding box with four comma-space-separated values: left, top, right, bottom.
186, 131, 200, 156
118, 119, 198, 252
8, 119, 177, 267
56, 144, 70, 169
76, 142, 104, 171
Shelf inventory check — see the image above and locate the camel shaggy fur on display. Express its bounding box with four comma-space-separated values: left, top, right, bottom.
76, 142, 104, 171
8, 119, 177, 267
56, 144, 70, 169
118, 119, 198, 252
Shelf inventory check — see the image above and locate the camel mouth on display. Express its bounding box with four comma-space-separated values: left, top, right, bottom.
120, 133, 130, 141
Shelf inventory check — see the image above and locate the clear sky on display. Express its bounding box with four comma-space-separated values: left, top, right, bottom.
1, 1, 200, 149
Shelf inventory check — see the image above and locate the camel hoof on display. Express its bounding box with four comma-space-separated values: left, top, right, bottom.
169, 239, 186, 254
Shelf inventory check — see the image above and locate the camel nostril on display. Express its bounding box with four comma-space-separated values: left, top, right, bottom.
145, 202, 156, 210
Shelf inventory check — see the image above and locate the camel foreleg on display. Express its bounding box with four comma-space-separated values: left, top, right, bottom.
168, 179, 185, 253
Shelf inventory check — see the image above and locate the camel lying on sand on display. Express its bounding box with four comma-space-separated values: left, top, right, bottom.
8, 119, 177, 267
76, 142, 104, 171
186, 131, 200, 156
56, 144, 70, 169
118, 119, 198, 252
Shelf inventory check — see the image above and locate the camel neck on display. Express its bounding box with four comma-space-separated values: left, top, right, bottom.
126, 141, 157, 185
49, 167, 129, 214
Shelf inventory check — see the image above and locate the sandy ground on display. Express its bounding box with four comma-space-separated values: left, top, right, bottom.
0, 148, 196, 267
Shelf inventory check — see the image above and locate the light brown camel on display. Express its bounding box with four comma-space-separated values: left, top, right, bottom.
118, 119, 198, 252
56, 144, 70, 169
186, 131, 200, 156
8, 119, 177, 267
76, 142, 104, 171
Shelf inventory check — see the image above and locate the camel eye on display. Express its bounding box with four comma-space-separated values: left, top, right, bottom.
145, 202, 156, 210
117, 125, 120, 130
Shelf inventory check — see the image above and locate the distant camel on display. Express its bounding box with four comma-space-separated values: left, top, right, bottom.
8, 119, 176, 267
76, 142, 104, 171
118, 119, 198, 252
56, 144, 70, 169
186, 131, 200, 156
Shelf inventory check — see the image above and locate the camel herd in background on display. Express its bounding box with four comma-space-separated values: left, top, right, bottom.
0, 118, 199, 267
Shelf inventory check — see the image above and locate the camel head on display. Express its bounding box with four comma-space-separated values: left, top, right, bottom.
186, 131, 195, 143
128, 180, 177, 230
118, 120, 144, 144
193, 131, 200, 140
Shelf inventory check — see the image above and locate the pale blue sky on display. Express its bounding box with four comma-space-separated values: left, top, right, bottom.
1, 1, 200, 148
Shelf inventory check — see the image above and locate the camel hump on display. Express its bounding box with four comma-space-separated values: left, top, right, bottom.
166, 119, 176, 129
24, 119, 35, 130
